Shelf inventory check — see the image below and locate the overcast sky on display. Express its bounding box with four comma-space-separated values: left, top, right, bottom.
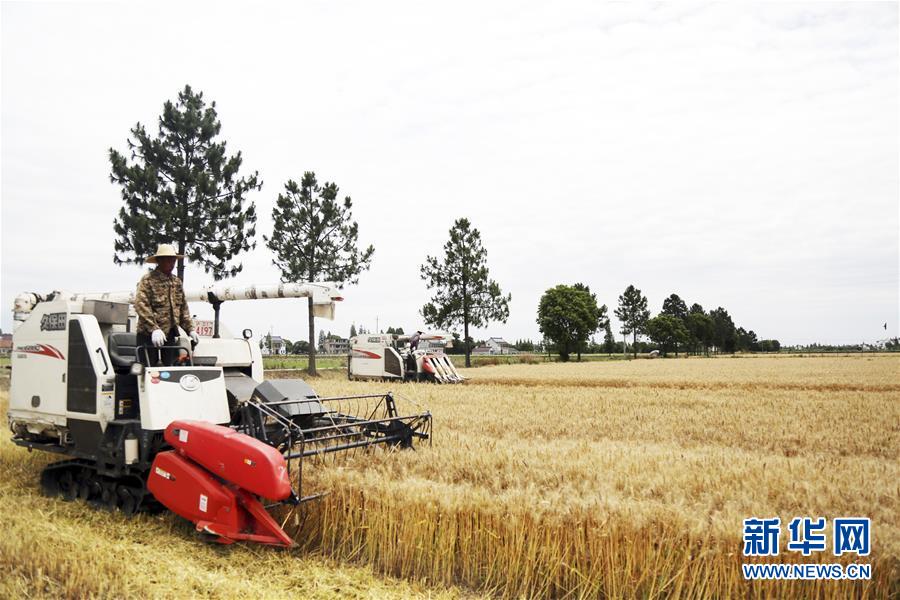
2, 1, 898, 346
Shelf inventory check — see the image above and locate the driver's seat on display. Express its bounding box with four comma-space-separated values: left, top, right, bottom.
108, 332, 138, 374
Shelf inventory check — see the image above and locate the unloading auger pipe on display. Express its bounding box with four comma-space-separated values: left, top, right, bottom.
13, 282, 344, 323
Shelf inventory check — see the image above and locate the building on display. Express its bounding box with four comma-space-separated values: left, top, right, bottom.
270, 336, 287, 355
486, 337, 518, 355
471, 345, 493, 356
262, 335, 288, 356
322, 338, 350, 355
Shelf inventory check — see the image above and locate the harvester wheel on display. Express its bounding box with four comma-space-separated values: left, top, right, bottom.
81, 477, 103, 502
118, 486, 137, 516
40, 469, 60, 497
101, 483, 119, 511
59, 470, 78, 501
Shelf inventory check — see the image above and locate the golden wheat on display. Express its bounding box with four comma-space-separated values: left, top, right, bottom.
288, 355, 899, 598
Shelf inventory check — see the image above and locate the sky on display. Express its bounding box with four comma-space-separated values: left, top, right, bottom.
1, 1, 898, 346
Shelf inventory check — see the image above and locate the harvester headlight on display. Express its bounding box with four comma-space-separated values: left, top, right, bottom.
242, 328, 253, 340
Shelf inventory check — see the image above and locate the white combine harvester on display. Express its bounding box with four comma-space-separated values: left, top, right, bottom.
8, 282, 431, 546
348, 331, 467, 383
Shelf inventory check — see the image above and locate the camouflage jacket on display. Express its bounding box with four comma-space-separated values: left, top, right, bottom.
134, 269, 193, 335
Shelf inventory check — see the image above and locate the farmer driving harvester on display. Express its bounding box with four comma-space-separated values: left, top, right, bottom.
134, 243, 199, 366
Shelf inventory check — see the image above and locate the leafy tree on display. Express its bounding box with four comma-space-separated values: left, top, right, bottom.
646, 315, 690, 357
686, 312, 714, 356
661, 294, 689, 321
265, 172, 374, 375
689, 303, 705, 315
350, 324, 357, 338
109, 85, 261, 282
537, 284, 608, 362
292, 340, 310, 354
709, 307, 737, 354
420, 218, 510, 367
736, 327, 760, 352
758, 339, 781, 353
615, 285, 650, 358
572, 283, 609, 360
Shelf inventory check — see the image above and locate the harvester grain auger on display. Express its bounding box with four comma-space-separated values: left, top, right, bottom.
8, 283, 431, 547
349, 331, 468, 383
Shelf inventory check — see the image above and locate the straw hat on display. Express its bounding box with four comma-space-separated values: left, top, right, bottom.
145, 243, 185, 264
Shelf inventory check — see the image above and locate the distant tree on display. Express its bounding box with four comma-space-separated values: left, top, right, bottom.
515, 339, 535, 352
758, 339, 781, 353
292, 340, 310, 354
709, 307, 737, 354
265, 172, 374, 376
646, 315, 690, 357
615, 285, 650, 358
572, 283, 609, 361
282, 339, 292, 354
686, 312, 714, 356
689, 303, 705, 315
350, 324, 357, 338
265, 332, 272, 353
602, 320, 617, 354
661, 294, 689, 321
736, 327, 760, 352
537, 284, 608, 362
420, 218, 511, 367
109, 85, 261, 283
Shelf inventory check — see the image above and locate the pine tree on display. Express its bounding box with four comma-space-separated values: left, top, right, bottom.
265, 172, 374, 375
109, 85, 261, 282
421, 218, 510, 367
615, 285, 650, 358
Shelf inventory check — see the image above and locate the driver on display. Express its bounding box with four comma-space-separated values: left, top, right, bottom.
134, 244, 199, 366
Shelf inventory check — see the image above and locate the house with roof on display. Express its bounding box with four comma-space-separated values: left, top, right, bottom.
486, 337, 518, 355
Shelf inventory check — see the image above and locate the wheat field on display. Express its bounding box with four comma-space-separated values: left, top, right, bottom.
1, 355, 898, 598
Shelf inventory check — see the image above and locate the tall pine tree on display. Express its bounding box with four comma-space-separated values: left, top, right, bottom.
615, 284, 650, 358
421, 218, 510, 367
265, 172, 374, 376
109, 85, 261, 282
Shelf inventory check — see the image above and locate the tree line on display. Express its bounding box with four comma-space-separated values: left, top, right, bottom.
537, 284, 780, 361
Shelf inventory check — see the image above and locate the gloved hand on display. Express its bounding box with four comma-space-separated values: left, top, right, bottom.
189, 331, 200, 344
151, 329, 166, 347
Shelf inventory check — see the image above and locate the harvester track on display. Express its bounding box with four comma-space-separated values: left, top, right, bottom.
39, 459, 161, 515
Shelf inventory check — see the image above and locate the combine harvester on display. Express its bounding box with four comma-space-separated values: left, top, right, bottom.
349, 331, 467, 383
8, 283, 431, 546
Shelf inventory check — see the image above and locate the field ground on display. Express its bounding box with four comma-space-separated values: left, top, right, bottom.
1, 355, 897, 598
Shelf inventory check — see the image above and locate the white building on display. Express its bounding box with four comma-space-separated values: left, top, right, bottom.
486, 337, 518, 355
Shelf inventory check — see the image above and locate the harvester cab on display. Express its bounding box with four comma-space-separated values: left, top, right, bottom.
8, 283, 431, 546
348, 331, 467, 383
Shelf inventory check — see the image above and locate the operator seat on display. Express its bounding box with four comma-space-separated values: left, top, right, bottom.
107, 332, 138, 374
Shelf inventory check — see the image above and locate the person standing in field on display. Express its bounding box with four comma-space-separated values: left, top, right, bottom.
134, 243, 199, 365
